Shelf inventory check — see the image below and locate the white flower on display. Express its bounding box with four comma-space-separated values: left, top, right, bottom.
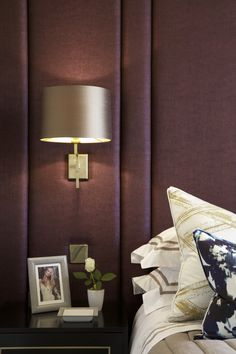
85, 258, 95, 273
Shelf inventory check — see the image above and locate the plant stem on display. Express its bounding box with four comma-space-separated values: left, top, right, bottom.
90, 272, 96, 289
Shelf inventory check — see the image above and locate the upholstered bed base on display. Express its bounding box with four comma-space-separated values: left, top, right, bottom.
148, 331, 236, 354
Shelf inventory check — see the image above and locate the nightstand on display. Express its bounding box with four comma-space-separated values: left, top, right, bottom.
0, 303, 128, 353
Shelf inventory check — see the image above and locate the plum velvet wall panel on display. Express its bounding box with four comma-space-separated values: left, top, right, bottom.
27, 0, 121, 306
121, 0, 152, 314
1, 0, 236, 322
151, 0, 236, 235
0, 0, 28, 307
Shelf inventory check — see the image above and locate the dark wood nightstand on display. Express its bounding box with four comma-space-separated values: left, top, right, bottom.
0, 304, 128, 353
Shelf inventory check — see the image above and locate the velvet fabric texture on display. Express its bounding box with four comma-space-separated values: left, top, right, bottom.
1, 1, 236, 321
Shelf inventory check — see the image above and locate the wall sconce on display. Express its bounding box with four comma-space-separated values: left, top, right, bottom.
40, 85, 112, 188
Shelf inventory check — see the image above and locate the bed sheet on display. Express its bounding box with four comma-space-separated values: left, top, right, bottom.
130, 303, 202, 354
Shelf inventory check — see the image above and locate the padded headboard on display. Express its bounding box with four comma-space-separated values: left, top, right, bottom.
0, 0, 236, 322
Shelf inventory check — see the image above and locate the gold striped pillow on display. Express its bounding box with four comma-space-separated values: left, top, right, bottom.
167, 186, 236, 321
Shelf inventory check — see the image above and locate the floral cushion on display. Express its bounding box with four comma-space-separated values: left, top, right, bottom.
131, 227, 180, 268
194, 229, 236, 339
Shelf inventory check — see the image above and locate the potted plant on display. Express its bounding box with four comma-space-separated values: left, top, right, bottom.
73, 257, 116, 310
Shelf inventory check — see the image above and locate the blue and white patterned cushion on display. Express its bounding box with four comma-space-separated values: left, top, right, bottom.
194, 229, 236, 339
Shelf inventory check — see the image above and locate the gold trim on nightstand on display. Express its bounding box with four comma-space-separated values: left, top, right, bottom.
0, 346, 111, 353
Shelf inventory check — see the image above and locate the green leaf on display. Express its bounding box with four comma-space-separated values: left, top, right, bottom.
85, 279, 92, 287
73, 272, 88, 280
101, 273, 116, 281
95, 281, 102, 290
93, 269, 102, 280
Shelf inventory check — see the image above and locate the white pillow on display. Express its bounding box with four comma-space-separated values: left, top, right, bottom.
167, 186, 236, 322
132, 267, 179, 315
132, 267, 179, 295
131, 227, 181, 268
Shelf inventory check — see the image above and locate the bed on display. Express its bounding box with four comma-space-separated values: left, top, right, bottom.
130, 301, 236, 354
130, 187, 236, 353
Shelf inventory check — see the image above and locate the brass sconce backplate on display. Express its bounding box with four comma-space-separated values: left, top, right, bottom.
68, 154, 88, 180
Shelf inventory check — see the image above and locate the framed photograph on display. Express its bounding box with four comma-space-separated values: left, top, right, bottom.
28, 255, 71, 314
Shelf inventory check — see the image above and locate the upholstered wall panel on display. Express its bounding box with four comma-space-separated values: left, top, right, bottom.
1, 0, 236, 322
28, 0, 121, 304
121, 0, 152, 317
152, 0, 236, 235
0, 0, 28, 305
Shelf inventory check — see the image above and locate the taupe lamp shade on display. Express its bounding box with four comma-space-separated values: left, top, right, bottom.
40, 85, 112, 143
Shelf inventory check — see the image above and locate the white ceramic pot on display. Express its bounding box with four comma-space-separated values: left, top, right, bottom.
87, 289, 105, 311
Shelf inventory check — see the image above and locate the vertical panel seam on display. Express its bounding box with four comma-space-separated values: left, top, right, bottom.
150, 0, 153, 238
26, 0, 30, 260
119, 0, 123, 305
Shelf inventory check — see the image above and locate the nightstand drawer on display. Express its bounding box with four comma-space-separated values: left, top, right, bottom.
0, 330, 127, 354
1, 348, 110, 354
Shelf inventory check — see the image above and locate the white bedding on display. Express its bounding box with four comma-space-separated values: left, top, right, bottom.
130, 302, 202, 354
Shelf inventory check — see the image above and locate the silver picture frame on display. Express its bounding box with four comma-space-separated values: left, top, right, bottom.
28, 255, 71, 314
